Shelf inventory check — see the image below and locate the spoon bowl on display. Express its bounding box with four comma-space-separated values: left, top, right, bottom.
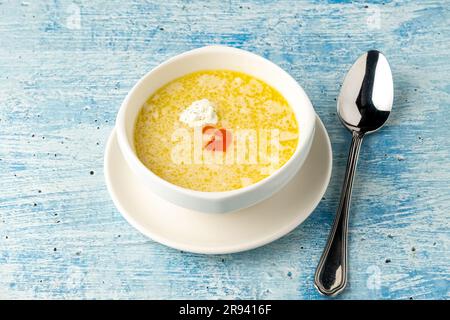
338, 50, 393, 133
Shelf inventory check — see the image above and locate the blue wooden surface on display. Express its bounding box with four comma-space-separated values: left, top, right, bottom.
0, 0, 449, 300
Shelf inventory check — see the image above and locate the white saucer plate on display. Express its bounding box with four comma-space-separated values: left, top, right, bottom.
104, 116, 332, 254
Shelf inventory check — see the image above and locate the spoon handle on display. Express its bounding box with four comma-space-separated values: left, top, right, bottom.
314, 131, 364, 296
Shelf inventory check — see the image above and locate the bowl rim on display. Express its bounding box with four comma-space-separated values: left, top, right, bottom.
116, 45, 316, 199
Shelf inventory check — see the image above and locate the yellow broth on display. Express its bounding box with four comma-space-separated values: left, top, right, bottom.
134, 70, 298, 192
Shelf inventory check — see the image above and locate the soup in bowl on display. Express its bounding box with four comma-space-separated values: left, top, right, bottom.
116, 46, 316, 213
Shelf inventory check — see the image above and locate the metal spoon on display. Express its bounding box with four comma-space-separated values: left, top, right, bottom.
314, 50, 393, 296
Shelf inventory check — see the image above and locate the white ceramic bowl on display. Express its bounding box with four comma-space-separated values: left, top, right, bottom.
116, 45, 316, 213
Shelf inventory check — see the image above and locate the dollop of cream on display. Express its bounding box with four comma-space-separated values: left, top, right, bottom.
179, 99, 218, 128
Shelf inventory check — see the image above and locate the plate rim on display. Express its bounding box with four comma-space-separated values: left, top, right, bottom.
104, 116, 333, 254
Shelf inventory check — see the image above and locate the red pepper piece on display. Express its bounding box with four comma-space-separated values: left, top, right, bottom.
202, 125, 232, 152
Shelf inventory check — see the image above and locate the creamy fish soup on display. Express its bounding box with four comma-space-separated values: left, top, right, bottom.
134, 70, 299, 192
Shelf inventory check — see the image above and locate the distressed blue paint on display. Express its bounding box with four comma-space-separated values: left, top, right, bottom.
0, 0, 449, 300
